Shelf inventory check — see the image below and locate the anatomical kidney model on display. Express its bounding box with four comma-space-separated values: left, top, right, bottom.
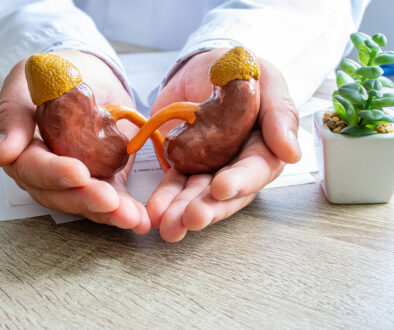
25, 46, 261, 177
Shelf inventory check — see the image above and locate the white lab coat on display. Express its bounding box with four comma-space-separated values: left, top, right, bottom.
0, 0, 370, 106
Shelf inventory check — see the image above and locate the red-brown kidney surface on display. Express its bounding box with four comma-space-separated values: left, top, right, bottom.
36, 82, 129, 178
164, 79, 260, 174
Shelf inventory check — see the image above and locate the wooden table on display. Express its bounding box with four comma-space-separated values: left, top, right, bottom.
1, 46, 394, 328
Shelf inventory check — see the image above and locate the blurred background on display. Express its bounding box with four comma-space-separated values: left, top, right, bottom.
358, 0, 393, 43
351, 0, 394, 78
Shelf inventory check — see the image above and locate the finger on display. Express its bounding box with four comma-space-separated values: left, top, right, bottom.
99, 165, 150, 233
27, 179, 119, 215
258, 60, 301, 164
0, 101, 35, 166
105, 153, 136, 189
77, 166, 151, 233
132, 201, 152, 235
150, 83, 187, 137
150, 49, 216, 135
85, 191, 150, 233
210, 131, 284, 201
183, 187, 257, 231
151, 50, 213, 115
159, 174, 211, 242
0, 59, 36, 166
146, 168, 187, 228
5, 139, 90, 190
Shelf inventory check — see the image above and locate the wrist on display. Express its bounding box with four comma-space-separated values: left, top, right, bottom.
51, 50, 133, 107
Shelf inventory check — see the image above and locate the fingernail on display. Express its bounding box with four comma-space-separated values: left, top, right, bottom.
87, 201, 102, 213
287, 130, 302, 158
58, 176, 80, 188
220, 188, 239, 201
108, 217, 117, 226
0, 131, 7, 145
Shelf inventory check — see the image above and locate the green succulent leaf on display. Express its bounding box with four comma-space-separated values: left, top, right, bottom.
367, 89, 383, 98
362, 79, 382, 91
332, 96, 347, 121
351, 32, 370, 52
340, 125, 378, 136
338, 83, 368, 105
353, 104, 364, 112
380, 109, 394, 122
372, 33, 387, 46
332, 32, 394, 135
371, 95, 394, 107
364, 39, 381, 53
358, 109, 385, 123
365, 111, 394, 125
380, 113, 394, 123
358, 50, 370, 65
355, 66, 384, 79
373, 51, 394, 65
334, 95, 358, 125
339, 58, 361, 76
336, 70, 354, 87
378, 76, 394, 88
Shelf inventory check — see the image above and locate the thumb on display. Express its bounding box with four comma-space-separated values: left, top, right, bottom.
150, 75, 187, 137
151, 48, 222, 116
259, 60, 301, 164
151, 64, 188, 114
0, 59, 36, 166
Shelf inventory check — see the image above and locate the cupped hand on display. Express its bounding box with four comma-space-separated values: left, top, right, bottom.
147, 48, 301, 242
0, 50, 150, 234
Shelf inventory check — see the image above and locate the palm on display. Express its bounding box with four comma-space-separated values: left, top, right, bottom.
0, 51, 151, 234
147, 49, 300, 242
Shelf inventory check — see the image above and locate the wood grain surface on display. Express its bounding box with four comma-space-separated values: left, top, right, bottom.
1, 183, 393, 329
1, 47, 393, 328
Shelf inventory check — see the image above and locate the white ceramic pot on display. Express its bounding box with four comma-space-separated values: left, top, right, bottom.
313, 109, 394, 204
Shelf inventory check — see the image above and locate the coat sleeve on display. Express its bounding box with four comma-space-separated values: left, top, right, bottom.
0, 0, 129, 93
162, 0, 371, 106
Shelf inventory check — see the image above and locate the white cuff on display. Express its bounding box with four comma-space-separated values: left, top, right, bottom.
42, 40, 133, 97
161, 38, 241, 90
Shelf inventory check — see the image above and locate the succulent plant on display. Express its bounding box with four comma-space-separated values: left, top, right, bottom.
331, 32, 394, 136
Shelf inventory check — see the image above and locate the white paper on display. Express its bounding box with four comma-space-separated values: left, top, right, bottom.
2, 126, 316, 223
265, 173, 316, 189
0, 169, 52, 221
3, 172, 36, 206
298, 97, 331, 119
281, 127, 317, 176
120, 51, 179, 113
0, 51, 326, 222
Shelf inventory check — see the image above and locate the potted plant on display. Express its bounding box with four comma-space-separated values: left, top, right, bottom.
313, 32, 394, 204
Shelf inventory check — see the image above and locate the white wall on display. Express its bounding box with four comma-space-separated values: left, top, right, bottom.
351, 0, 394, 58
359, 0, 394, 42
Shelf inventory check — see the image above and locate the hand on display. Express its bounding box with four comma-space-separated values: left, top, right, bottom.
147, 48, 301, 242
0, 50, 150, 234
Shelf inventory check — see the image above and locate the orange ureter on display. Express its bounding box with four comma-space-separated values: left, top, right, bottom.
126, 102, 199, 155
104, 104, 170, 170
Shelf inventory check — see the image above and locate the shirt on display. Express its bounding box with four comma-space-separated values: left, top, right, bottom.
0, 0, 370, 106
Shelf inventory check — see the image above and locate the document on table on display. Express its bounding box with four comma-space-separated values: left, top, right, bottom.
0, 51, 327, 223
